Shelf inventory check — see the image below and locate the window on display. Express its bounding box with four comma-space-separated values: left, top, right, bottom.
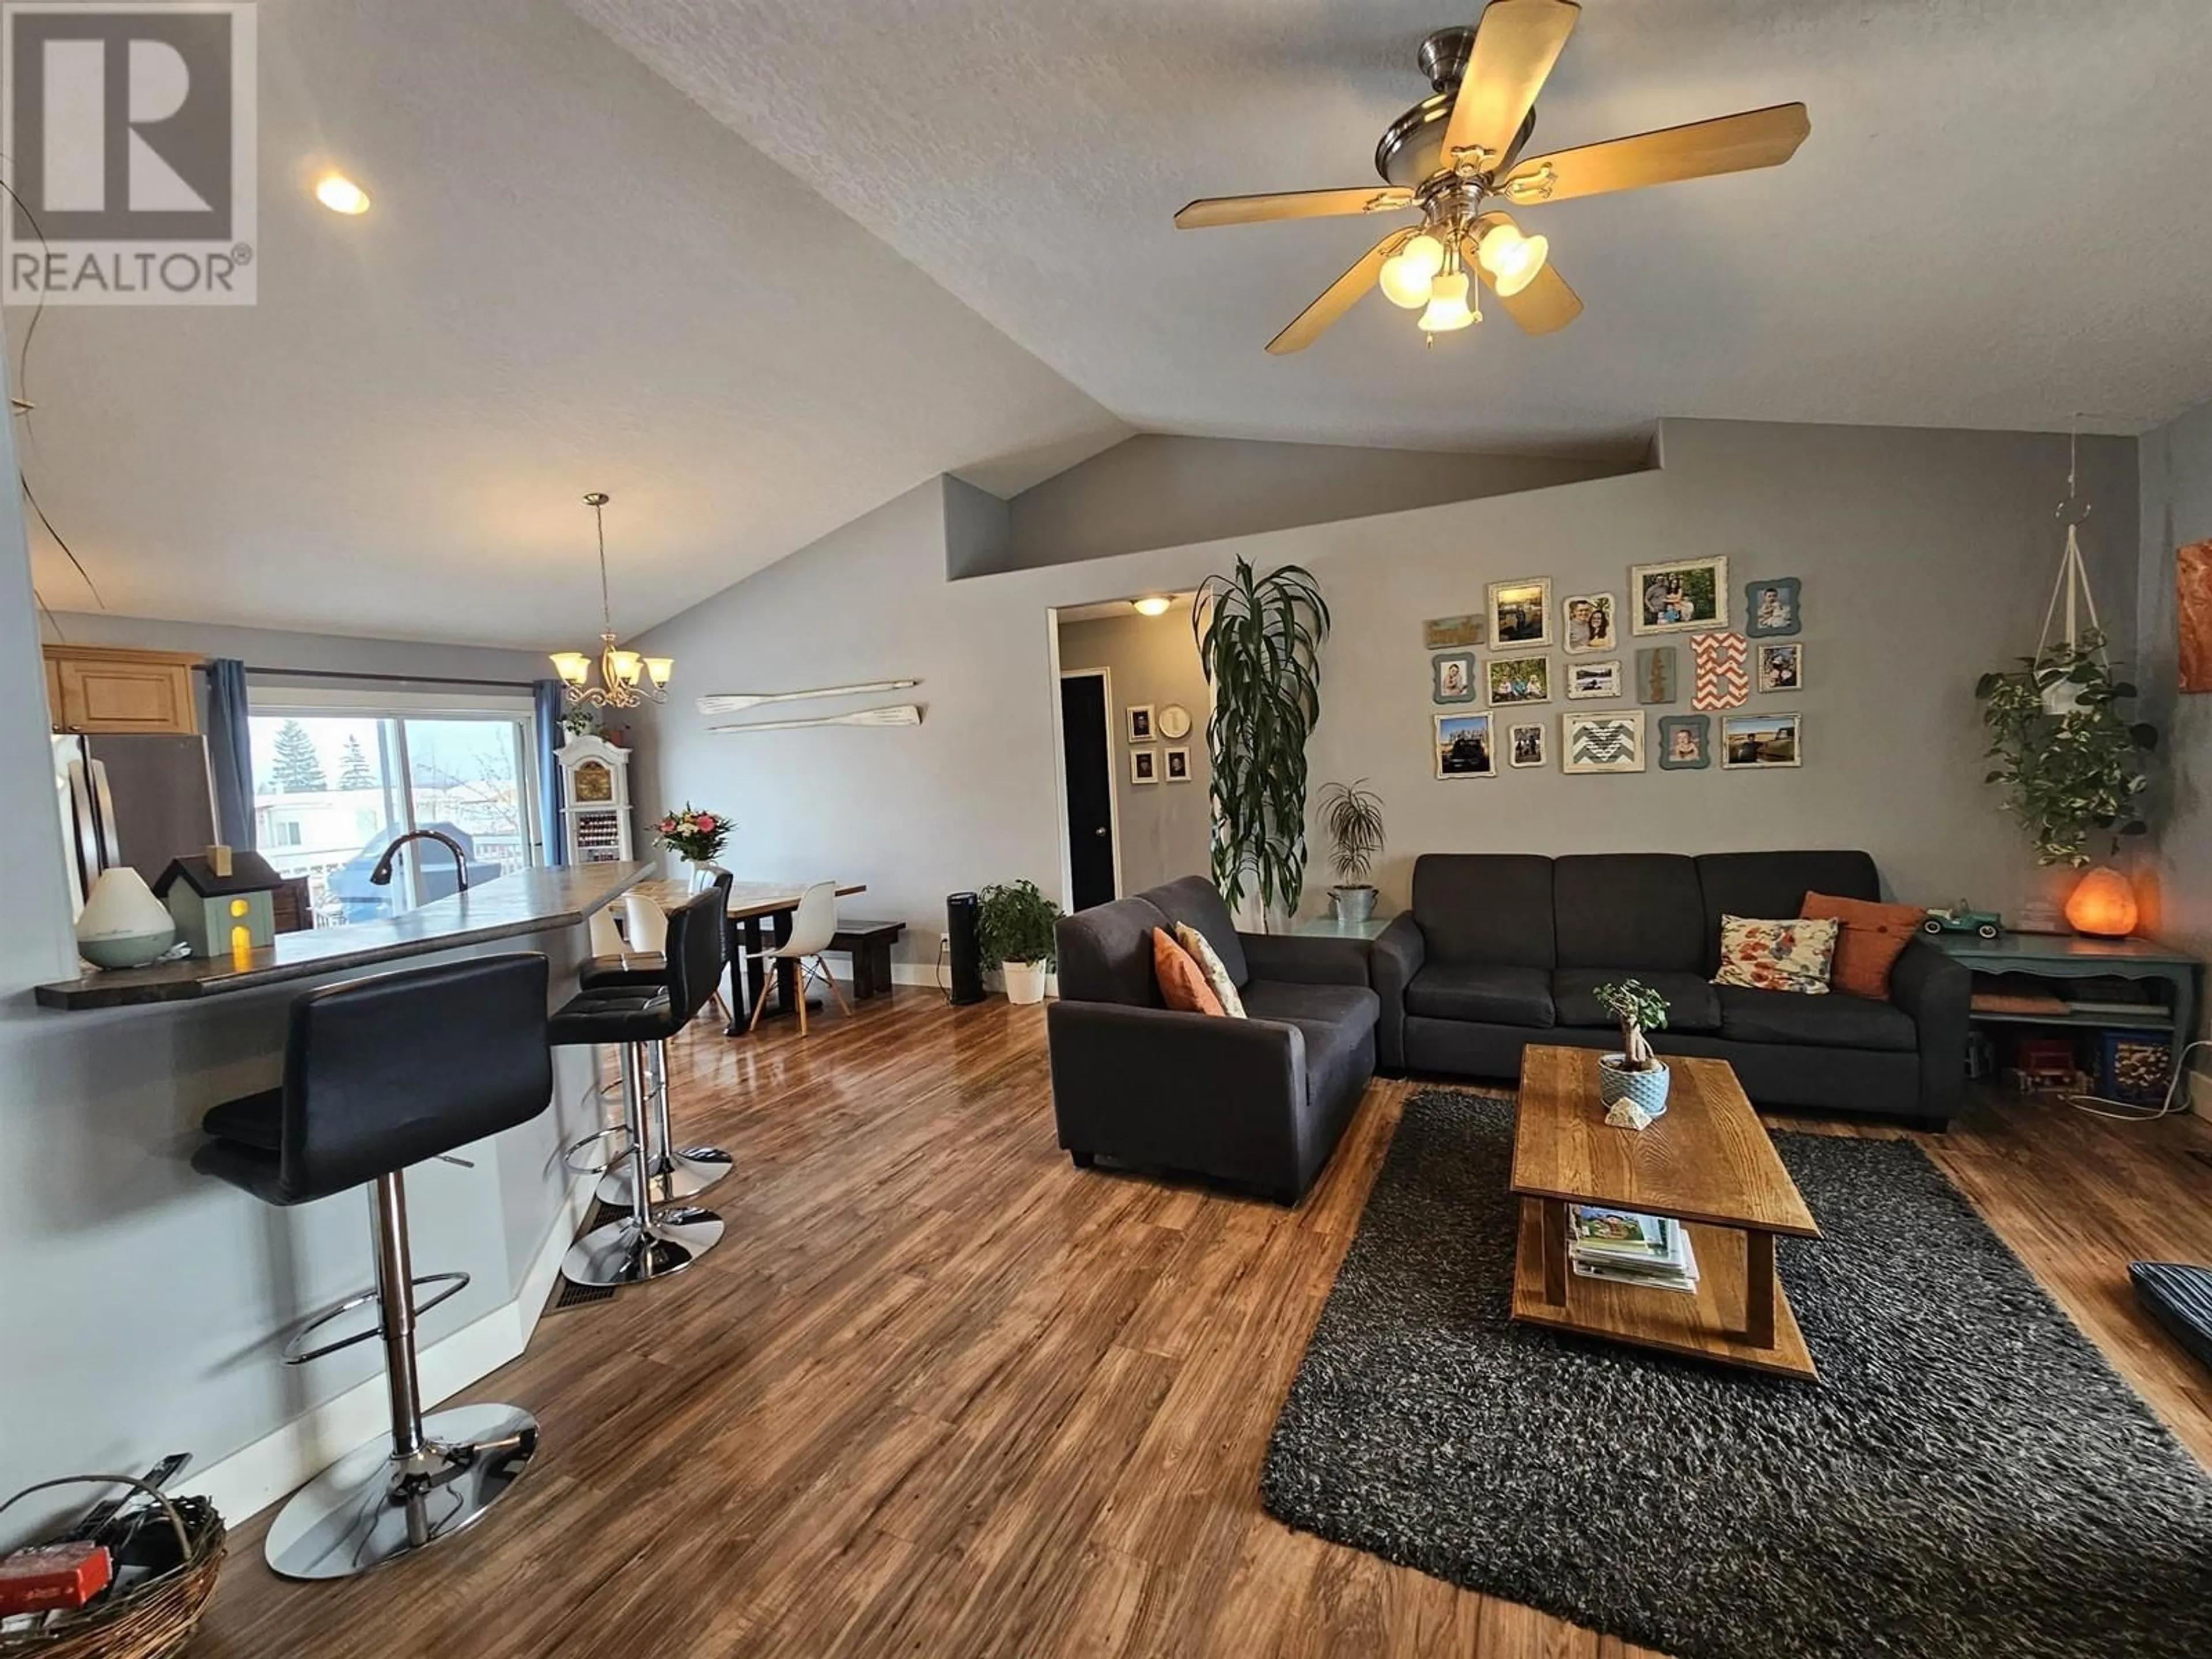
247, 694, 540, 925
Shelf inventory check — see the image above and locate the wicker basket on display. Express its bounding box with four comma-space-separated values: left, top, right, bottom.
0, 1476, 225, 1659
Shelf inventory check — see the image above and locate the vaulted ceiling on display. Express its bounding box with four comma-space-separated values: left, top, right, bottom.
12, 0, 2212, 646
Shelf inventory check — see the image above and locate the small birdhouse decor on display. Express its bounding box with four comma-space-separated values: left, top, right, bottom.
154, 846, 285, 960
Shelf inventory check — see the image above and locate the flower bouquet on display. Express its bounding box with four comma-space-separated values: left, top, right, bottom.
653, 804, 729, 865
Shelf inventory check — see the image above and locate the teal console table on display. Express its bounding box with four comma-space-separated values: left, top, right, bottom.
1925, 931, 2202, 1084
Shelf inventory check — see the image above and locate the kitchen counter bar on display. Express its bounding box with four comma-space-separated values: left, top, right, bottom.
35, 860, 652, 1010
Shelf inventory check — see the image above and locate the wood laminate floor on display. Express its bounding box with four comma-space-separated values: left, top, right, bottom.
196, 990, 2212, 1658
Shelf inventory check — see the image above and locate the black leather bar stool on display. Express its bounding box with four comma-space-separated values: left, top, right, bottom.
191, 953, 552, 1581
551, 885, 729, 1287
576, 873, 734, 1206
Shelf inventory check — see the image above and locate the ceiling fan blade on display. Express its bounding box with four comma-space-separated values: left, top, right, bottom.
1266, 229, 1416, 355
1174, 185, 1414, 229
1498, 102, 1810, 205
1439, 0, 1581, 177
1466, 216, 1583, 335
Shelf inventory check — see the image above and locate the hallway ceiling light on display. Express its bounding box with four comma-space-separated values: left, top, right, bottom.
1172, 0, 1809, 353
552, 493, 671, 707
314, 173, 372, 215
1132, 596, 1174, 616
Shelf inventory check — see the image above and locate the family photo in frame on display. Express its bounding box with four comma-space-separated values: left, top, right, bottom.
1631, 556, 1729, 634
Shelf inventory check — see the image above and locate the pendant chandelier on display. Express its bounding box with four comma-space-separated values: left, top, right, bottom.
550, 491, 670, 708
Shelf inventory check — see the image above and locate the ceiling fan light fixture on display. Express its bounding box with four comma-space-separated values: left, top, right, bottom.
1378, 232, 1446, 308
1478, 224, 1549, 297
1418, 271, 1476, 333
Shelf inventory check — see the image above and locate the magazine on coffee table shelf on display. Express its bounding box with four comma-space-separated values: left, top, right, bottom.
1572, 1228, 1702, 1296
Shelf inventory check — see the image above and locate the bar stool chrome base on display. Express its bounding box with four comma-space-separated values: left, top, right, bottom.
562, 1205, 724, 1286
264, 1402, 539, 1581
595, 1144, 732, 1207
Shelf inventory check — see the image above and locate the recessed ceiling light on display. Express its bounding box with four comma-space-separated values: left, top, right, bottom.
1132, 596, 1173, 616
315, 173, 371, 215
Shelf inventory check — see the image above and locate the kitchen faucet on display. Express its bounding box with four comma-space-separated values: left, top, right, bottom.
369, 829, 469, 897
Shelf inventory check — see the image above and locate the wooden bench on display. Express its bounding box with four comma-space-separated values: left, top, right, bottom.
829, 921, 906, 1000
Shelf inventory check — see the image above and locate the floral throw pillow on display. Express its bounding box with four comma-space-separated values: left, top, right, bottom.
1173, 922, 1247, 1019
1712, 915, 1841, 995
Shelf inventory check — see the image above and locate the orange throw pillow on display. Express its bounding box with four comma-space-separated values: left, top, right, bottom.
1801, 891, 1926, 1000
1152, 927, 1224, 1016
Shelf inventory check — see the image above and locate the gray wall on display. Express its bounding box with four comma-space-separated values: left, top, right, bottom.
2137, 397, 2212, 1043
988, 433, 1643, 575
1057, 600, 1211, 896
43, 612, 554, 692
627, 419, 2138, 964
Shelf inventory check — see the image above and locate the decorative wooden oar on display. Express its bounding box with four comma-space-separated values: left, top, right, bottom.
708, 704, 922, 735
695, 679, 918, 714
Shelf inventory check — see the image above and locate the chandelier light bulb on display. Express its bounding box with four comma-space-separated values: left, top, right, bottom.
549, 651, 591, 686
1377, 233, 1445, 309
643, 657, 675, 688
1478, 224, 1550, 297
1418, 271, 1476, 333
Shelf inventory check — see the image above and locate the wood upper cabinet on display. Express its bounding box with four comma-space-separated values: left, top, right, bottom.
43, 645, 203, 735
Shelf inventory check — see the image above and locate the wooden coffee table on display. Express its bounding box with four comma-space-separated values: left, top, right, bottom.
1508, 1044, 1822, 1381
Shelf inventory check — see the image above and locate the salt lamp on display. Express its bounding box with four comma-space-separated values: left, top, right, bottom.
2064, 866, 2139, 938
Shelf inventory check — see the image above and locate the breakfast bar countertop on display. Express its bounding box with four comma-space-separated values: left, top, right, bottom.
35, 860, 653, 1011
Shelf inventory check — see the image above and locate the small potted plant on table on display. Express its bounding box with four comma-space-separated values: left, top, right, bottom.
1593, 979, 1672, 1121
978, 878, 1062, 1005
1316, 779, 1385, 925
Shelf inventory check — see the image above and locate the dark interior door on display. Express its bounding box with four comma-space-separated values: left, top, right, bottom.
1060, 674, 1116, 912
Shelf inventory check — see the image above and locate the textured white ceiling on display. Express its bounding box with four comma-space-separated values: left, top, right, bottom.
571, 0, 2212, 450
7, 0, 1126, 646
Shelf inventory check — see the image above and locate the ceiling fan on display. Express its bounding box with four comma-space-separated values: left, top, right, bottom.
1173, 0, 1809, 353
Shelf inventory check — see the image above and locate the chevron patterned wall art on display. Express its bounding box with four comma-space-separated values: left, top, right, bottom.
1561, 710, 1646, 774
1691, 630, 1750, 710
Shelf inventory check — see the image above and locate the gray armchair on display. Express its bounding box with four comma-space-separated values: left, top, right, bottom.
1046, 877, 1378, 1203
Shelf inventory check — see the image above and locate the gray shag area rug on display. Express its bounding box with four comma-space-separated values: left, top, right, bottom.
1261, 1089, 2212, 1659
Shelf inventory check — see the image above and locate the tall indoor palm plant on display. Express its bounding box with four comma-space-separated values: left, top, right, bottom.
1191, 556, 1330, 924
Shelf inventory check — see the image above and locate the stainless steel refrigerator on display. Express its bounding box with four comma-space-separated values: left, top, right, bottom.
54, 732, 218, 910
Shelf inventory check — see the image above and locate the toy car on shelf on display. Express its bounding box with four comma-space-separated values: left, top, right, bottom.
1923, 902, 2002, 940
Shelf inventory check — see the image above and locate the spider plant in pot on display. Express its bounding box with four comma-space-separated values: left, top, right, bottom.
1316, 779, 1385, 925
1593, 979, 1672, 1118
977, 878, 1062, 1005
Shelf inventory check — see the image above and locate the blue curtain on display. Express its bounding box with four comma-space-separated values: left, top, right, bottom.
204, 658, 255, 849
533, 679, 566, 866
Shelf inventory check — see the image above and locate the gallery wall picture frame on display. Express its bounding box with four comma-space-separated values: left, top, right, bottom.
1634, 646, 1678, 704
1130, 747, 1159, 785
1508, 721, 1547, 768
1487, 653, 1551, 706
1745, 577, 1803, 638
1434, 712, 1498, 779
1630, 556, 1730, 634
1566, 658, 1623, 700
2181, 540, 2211, 692
1657, 713, 1711, 770
1562, 710, 1647, 774
1156, 704, 1193, 740
1721, 711, 1802, 769
1126, 704, 1155, 743
1432, 652, 1479, 704
1756, 641, 1804, 694
1487, 577, 1552, 649
1561, 592, 1618, 654
1163, 747, 1191, 782
1424, 613, 1485, 650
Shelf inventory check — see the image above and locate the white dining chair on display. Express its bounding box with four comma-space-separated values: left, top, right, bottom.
622, 892, 668, 957
586, 906, 626, 960
744, 880, 849, 1036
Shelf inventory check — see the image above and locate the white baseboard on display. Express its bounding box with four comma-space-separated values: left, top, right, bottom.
885, 962, 1056, 998
191, 1172, 596, 1527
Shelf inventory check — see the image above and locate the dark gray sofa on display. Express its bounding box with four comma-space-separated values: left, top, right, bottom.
1370, 851, 1971, 1128
1048, 877, 1378, 1203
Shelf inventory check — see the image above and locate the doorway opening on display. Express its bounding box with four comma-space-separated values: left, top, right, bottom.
1050, 593, 1210, 915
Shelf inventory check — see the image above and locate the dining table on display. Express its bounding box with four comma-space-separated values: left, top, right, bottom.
634, 877, 867, 1035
